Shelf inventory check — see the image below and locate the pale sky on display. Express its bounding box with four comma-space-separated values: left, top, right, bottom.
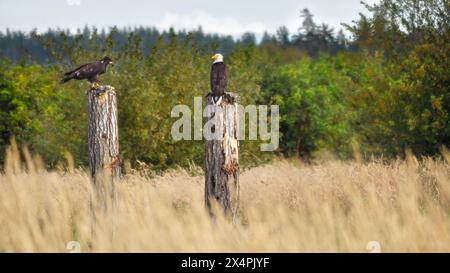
0, 0, 379, 36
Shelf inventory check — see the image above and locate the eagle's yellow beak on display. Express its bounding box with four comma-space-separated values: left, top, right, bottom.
109, 61, 114, 65
211, 54, 219, 60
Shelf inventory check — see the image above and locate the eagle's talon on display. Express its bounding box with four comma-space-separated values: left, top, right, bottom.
91, 82, 100, 89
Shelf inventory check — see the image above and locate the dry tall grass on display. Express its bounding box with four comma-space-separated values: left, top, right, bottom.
1, 141, 450, 252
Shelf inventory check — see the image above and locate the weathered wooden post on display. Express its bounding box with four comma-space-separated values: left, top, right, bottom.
205, 93, 240, 222
87, 85, 121, 183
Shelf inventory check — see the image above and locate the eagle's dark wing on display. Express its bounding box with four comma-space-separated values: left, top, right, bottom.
211, 62, 228, 96
63, 62, 93, 76
61, 61, 106, 83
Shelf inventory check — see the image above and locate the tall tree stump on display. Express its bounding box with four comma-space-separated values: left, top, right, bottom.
205, 93, 240, 222
87, 85, 121, 183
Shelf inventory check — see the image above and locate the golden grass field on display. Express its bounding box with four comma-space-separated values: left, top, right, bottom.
1, 141, 450, 253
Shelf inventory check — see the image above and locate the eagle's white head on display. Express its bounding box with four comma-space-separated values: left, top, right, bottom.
212, 53, 224, 63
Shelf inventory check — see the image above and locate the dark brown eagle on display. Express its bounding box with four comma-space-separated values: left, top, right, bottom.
210, 53, 228, 105
61, 56, 113, 88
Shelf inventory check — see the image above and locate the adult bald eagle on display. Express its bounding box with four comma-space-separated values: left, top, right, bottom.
210, 53, 228, 105
61, 56, 113, 88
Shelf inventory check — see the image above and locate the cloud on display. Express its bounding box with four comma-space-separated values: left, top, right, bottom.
158, 11, 271, 37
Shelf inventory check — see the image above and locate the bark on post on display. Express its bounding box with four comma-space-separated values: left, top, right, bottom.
87, 85, 121, 183
205, 93, 240, 222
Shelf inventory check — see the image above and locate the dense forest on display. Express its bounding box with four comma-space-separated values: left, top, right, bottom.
0, 8, 349, 63
0, 0, 449, 170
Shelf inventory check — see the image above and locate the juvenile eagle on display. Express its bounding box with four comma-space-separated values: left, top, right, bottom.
61, 56, 113, 88
210, 53, 228, 105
